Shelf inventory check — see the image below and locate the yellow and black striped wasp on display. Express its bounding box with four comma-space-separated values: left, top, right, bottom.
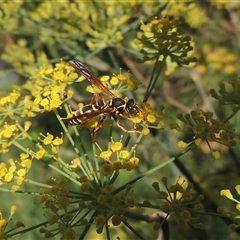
62, 60, 142, 143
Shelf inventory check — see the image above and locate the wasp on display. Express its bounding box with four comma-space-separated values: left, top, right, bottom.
62, 60, 142, 143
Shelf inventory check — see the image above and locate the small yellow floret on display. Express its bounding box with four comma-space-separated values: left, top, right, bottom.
236, 203, 240, 211
220, 189, 234, 200
178, 140, 187, 148
111, 142, 123, 152
142, 128, 150, 136
110, 76, 119, 86
147, 114, 156, 123
24, 121, 32, 130
212, 151, 220, 159
195, 138, 202, 146
43, 133, 54, 145
100, 151, 112, 161
235, 185, 240, 195
52, 137, 63, 146
119, 150, 130, 160
101, 76, 110, 82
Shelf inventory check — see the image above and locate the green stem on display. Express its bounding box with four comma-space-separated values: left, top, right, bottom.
56, 107, 89, 161
223, 105, 240, 123
47, 163, 81, 186
143, 56, 166, 102
6, 207, 80, 238
128, 133, 144, 156
123, 221, 145, 240
107, 48, 118, 70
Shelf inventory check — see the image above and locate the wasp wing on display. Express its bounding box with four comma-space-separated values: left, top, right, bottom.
62, 107, 116, 126
69, 60, 115, 98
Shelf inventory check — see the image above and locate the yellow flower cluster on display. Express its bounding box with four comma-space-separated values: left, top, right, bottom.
0, 1, 23, 32
0, 92, 20, 118
0, 122, 34, 192
98, 138, 139, 173
163, 3, 208, 28
84, 72, 139, 96
0, 61, 74, 125
171, 109, 236, 156
142, 103, 165, 128
0, 1, 136, 52
151, 177, 204, 229
2, 39, 50, 77
39, 178, 139, 237
38, 133, 64, 160
0, 155, 32, 191
0, 121, 31, 154
198, 45, 238, 76
131, 17, 197, 68
210, 79, 240, 106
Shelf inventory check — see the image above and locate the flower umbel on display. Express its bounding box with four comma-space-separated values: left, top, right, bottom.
171, 108, 236, 156
39, 179, 140, 238
131, 17, 197, 66
152, 177, 204, 229
210, 79, 240, 106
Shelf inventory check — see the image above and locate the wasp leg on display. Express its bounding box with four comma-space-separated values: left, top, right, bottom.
93, 114, 108, 151
112, 114, 142, 135
90, 93, 105, 107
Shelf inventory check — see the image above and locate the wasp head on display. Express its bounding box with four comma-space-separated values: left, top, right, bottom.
126, 98, 141, 116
